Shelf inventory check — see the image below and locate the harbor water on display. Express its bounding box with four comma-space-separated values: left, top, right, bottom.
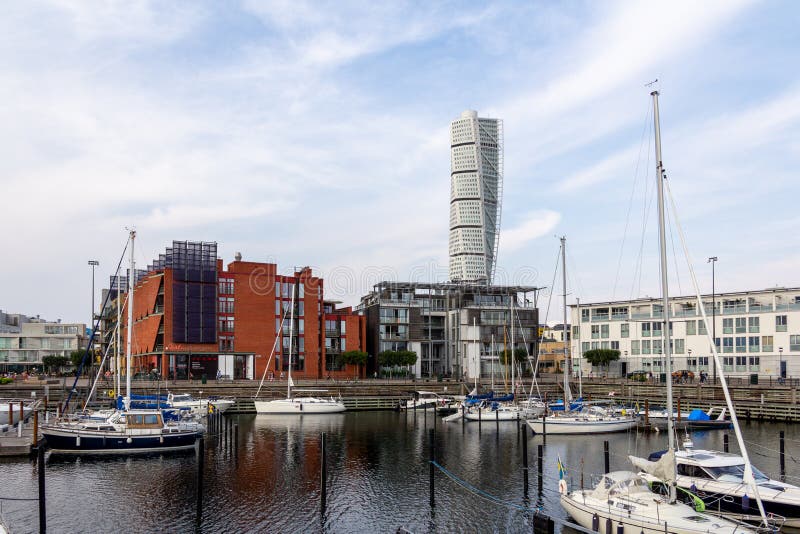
2, 411, 799, 533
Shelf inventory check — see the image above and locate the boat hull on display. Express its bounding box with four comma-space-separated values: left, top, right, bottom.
0, 404, 32, 426
254, 399, 346, 414
42, 428, 200, 455
464, 409, 523, 421
528, 417, 637, 434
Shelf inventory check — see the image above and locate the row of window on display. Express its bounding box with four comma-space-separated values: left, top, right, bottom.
588, 315, 789, 339
0, 338, 75, 349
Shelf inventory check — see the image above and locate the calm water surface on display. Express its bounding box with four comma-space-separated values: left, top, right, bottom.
2, 412, 799, 533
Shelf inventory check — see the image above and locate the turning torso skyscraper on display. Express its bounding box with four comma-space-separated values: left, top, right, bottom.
448, 110, 503, 284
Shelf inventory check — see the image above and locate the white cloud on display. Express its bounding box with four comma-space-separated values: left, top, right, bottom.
501, 211, 562, 253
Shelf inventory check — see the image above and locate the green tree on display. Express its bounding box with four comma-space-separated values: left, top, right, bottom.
70, 350, 87, 368
339, 350, 368, 377
42, 355, 69, 374
499, 348, 528, 366
583, 348, 620, 374
377, 350, 417, 378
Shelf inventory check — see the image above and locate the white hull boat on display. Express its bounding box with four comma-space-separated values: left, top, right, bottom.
561, 471, 754, 534
254, 398, 345, 414
528, 414, 638, 434
0, 402, 32, 425
168, 393, 235, 416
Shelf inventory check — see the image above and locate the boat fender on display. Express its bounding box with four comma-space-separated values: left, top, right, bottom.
690, 482, 697, 493
160, 436, 164, 444
742, 493, 750, 511
127, 437, 133, 444
76, 435, 81, 446
605, 517, 612, 534
558, 479, 568, 495
616, 523, 624, 534
591, 514, 599, 531
300, 403, 303, 412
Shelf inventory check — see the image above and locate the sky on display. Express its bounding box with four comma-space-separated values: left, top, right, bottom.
2, 0, 799, 325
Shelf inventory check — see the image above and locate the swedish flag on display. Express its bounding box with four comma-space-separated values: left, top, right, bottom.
557, 456, 566, 480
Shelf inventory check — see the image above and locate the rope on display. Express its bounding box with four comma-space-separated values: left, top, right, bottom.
431, 460, 542, 512
612, 103, 652, 300
0, 496, 38, 501
630, 126, 654, 301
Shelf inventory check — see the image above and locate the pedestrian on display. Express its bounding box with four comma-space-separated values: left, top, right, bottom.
280, 371, 285, 380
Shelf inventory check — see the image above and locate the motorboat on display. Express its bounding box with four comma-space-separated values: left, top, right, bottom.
561, 470, 756, 534
527, 405, 638, 435
401, 391, 455, 411
167, 393, 235, 416
637, 448, 800, 530
641, 407, 731, 430
254, 397, 346, 414
0, 399, 33, 425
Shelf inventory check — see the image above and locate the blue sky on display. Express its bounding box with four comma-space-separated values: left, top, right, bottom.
2, 0, 798, 325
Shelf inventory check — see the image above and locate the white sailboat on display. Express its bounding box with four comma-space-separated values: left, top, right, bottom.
527, 236, 637, 435
560, 91, 755, 533
254, 283, 345, 415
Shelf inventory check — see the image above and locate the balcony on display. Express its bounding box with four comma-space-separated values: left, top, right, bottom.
631, 313, 651, 320
748, 303, 773, 313
610, 313, 629, 321
672, 309, 697, 318
722, 305, 747, 315
591, 315, 609, 322
325, 329, 340, 337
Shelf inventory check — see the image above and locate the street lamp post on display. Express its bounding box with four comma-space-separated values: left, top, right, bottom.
779, 347, 784, 383
88, 260, 99, 327
708, 257, 718, 385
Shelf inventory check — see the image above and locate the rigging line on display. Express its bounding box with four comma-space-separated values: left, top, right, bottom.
665, 180, 683, 296
630, 124, 655, 300
431, 460, 539, 512
565, 247, 585, 304
613, 103, 653, 300
529, 243, 563, 398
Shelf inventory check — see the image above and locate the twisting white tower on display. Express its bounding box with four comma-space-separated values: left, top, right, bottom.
448, 110, 503, 283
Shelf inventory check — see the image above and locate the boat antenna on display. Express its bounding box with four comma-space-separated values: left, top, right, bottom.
651, 90, 677, 503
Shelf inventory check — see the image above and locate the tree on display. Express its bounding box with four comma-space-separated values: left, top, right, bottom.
339, 350, 368, 377
377, 350, 417, 377
70, 350, 87, 368
583, 349, 620, 374
499, 348, 527, 366
42, 355, 69, 374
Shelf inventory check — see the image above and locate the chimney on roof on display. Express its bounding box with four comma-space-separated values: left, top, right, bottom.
235, 252, 242, 261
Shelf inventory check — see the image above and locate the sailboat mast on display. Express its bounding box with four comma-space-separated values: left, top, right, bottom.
491, 333, 495, 391
116, 282, 121, 397
287, 282, 296, 400
561, 237, 571, 405
576, 297, 582, 398
652, 90, 677, 501
511, 296, 515, 402
125, 230, 135, 410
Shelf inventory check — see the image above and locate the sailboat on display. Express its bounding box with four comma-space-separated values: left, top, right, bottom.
560, 91, 756, 533
42, 230, 203, 454
253, 282, 345, 414
527, 237, 637, 435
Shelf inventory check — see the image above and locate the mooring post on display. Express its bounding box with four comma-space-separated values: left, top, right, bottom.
429, 428, 435, 508
604, 441, 610, 474
645, 399, 649, 427
196, 437, 204, 526
424, 401, 427, 427
478, 404, 482, 433
8, 403, 12, 426
461, 404, 465, 428
19, 401, 24, 423
522, 423, 529, 498
677, 397, 682, 423
33, 409, 39, 446
780, 430, 786, 482
38, 441, 46, 534
537, 444, 543, 496
234, 423, 239, 460
321, 432, 327, 512
723, 433, 729, 453
495, 408, 499, 430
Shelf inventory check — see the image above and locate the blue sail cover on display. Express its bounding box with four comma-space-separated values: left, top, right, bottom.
687, 409, 711, 421
548, 397, 584, 411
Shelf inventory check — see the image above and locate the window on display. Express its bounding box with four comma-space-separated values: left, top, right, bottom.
642, 323, 651, 337
723, 338, 733, 353
777, 315, 788, 332
601, 341, 610, 349
723, 356, 734, 371
581, 309, 590, 322
611, 341, 619, 350
601, 324, 609, 339
591, 342, 599, 350
697, 356, 709, 370
698, 320, 708, 335
218, 317, 234, 332
218, 297, 234, 314
735, 317, 746, 333
791, 335, 800, 352
762, 336, 773, 352
748, 336, 760, 352
686, 321, 696, 335
621, 323, 629, 338
748, 317, 759, 333
219, 336, 234, 352
572, 325, 580, 337
218, 278, 234, 295
735, 356, 747, 371
582, 342, 590, 353
653, 339, 662, 354
673, 339, 685, 354
652, 322, 662, 337
723, 318, 733, 334
631, 340, 640, 355
642, 340, 651, 354
735, 337, 746, 353
591, 325, 600, 339
749, 356, 760, 371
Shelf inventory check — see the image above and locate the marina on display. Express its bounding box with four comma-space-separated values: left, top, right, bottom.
0, 412, 798, 533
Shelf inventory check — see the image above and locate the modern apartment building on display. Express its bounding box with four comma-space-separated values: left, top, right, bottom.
103, 241, 364, 381
359, 282, 539, 379
449, 110, 503, 283
570, 288, 800, 380
0, 319, 87, 372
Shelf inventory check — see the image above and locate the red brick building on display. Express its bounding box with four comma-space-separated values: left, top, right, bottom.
119, 242, 365, 381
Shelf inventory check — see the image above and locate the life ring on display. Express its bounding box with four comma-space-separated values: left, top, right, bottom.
107, 389, 115, 398
558, 479, 568, 495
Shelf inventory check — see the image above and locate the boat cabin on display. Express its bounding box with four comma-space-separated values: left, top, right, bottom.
121, 411, 164, 429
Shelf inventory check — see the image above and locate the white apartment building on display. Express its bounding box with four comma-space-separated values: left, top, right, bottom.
0, 321, 87, 371
570, 288, 800, 380
448, 110, 503, 284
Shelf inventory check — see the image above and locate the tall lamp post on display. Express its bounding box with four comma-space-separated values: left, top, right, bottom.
88, 259, 99, 325
708, 256, 718, 385
779, 347, 784, 382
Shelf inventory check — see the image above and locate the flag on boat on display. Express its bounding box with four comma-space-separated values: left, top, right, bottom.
557, 456, 566, 480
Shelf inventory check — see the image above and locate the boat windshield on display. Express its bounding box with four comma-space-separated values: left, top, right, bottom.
172, 395, 193, 402
705, 464, 769, 483
608, 476, 651, 496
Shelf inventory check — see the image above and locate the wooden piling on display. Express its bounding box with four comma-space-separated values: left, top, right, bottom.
429, 428, 435, 508
522, 423, 529, 497
33, 409, 39, 446
677, 398, 682, 423
321, 432, 327, 511
604, 441, 610, 474
196, 437, 204, 526
38, 441, 46, 534
537, 444, 543, 496
780, 430, 786, 482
